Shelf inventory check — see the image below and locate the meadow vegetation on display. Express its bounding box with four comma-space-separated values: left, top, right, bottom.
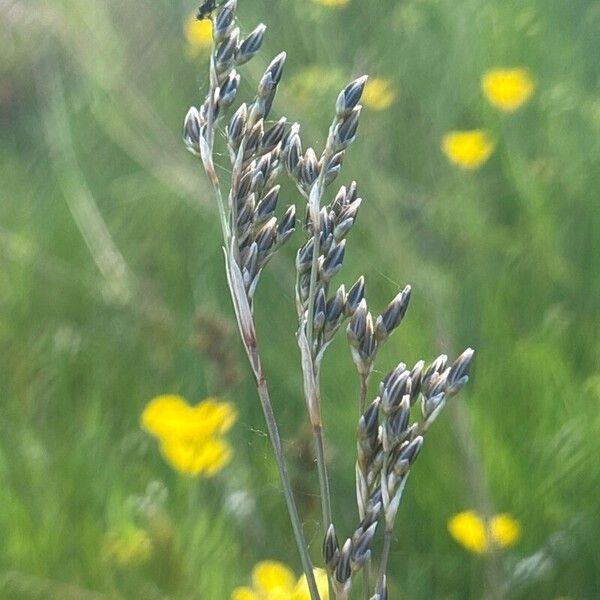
1, 0, 599, 598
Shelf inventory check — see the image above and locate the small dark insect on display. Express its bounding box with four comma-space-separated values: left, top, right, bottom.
196, 0, 216, 20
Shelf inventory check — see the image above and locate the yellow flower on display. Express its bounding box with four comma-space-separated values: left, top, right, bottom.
448, 511, 521, 554
232, 588, 259, 600
141, 395, 236, 477
490, 513, 521, 548
481, 68, 535, 112
293, 568, 329, 600
448, 511, 488, 554
312, 0, 349, 7
232, 562, 329, 600
361, 78, 396, 111
142, 395, 236, 440
441, 130, 494, 170
184, 12, 213, 54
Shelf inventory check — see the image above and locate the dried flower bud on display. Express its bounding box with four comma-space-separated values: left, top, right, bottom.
236, 23, 266, 65
336, 75, 368, 117
183, 106, 203, 155
323, 524, 340, 571
376, 285, 411, 339
335, 106, 362, 148
446, 347, 474, 396
213, 0, 236, 42
321, 240, 346, 280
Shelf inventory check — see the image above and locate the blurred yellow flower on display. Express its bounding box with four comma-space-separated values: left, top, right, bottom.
490, 513, 521, 548
362, 78, 397, 111
185, 12, 213, 55
141, 395, 236, 477
441, 130, 494, 170
481, 68, 535, 112
232, 561, 329, 600
293, 568, 329, 600
312, 0, 349, 7
448, 511, 488, 554
102, 527, 153, 567
448, 511, 521, 554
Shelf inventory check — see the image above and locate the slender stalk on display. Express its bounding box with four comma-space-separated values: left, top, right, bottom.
358, 372, 371, 600
314, 423, 333, 533
377, 527, 393, 593
359, 373, 369, 414
362, 561, 372, 600
255, 369, 321, 600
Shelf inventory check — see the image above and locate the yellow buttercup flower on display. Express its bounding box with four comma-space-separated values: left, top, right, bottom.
362, 78, 397, 111
441, 130, 494, 170
293, 568, 329, 600
489, 513, 521, 548
312, 0, 349, 7
185, 12, 213, 55
253, 561, 297, 597
142, 395, 236, 440
448, 511, 521, 554
141, 395, 236, 477
482, 68, 535, 112
232, 561, 329, 600
448, 511, 488, 554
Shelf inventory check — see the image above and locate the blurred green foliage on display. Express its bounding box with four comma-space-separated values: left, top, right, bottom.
1, 0, 599, 597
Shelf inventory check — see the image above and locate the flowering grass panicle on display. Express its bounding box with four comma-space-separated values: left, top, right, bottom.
141, 395, 236, 476
441, 130, 494, 170
182, 1, 475, 597
448, 510, 521, 554
482, 68, 535, 112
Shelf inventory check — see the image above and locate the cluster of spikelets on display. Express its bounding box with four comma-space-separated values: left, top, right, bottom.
181, 1, 475, 598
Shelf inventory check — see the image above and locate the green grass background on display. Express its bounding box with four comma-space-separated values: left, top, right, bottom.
1, 0, 599, 597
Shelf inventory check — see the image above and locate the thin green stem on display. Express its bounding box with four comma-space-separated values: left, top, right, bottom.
254, 368, 321, 600
362, 561, 372, 600
377, 527, 393, 593
359, 373, 369, 414
314, 423, 333, 534
358, 372, 371, 600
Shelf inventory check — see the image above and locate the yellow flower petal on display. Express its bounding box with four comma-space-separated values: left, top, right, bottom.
490, 514, 521, 548
231, 587, 260, 600
252, 560, 297, 596
441, 130, 494, 170
293, 568, 330, 600
312, 0, 349, 7
192, 398, 237, 435
185, 13, 213, 52
482, 68, 535, 112
141, 395, 236, 440
448, 511, 488, 554
362, 78, 396, 111
159, 436, 232, 477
